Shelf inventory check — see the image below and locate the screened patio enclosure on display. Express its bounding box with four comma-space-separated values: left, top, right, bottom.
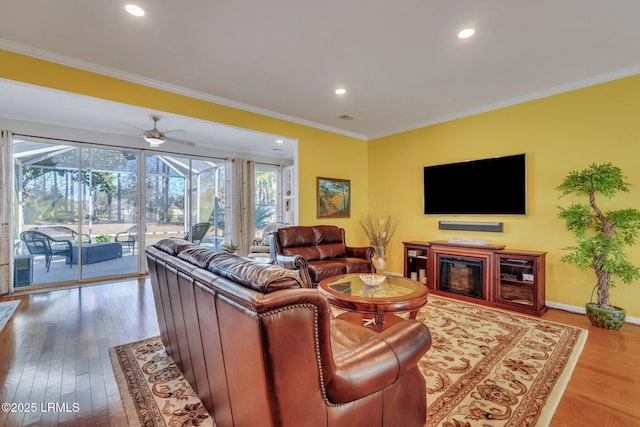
13, 137, 225, 288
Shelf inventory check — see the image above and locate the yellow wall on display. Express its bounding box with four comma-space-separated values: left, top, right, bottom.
369, 75, 640, 316
3, 49, 640, 316
0, 49, 370, 245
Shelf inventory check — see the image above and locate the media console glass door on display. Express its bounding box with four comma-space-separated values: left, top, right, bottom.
494, 251, 547, 314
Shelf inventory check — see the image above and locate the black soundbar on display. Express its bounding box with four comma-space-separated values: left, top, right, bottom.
438, 221, 504, 232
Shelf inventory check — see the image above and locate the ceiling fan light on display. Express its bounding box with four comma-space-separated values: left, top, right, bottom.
144, 135, 165, 146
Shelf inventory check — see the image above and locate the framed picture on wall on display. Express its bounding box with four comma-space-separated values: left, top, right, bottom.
317, 177, 351, 218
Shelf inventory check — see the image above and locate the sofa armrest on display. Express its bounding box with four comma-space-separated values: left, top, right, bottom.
274, 254, 313, 287
326, 320, 431, 403
346, 245, 374, 260
275, 254, 306, 269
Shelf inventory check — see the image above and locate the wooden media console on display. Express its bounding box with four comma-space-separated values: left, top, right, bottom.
404, 240, 547, 316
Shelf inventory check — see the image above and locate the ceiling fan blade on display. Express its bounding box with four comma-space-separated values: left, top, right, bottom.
121, 121, 146, 132
105, 133, 138, 138
166, 136, 196, 147
119, 116, 194, 147
165, 128, 186, 135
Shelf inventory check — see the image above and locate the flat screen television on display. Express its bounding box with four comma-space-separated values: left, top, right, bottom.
423, 153, 526, 215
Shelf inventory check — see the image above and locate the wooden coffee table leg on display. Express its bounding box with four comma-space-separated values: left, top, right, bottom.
363, 314, 384, 332
375, 314, 384, 332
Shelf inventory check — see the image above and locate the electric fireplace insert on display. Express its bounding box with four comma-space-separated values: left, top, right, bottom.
439, 256, 484, 299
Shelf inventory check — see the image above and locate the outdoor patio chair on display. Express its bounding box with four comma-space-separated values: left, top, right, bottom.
20, 230, 72, 272
183, 222, 211, 245
115, 225, 140, 254
32, 225, 91, 244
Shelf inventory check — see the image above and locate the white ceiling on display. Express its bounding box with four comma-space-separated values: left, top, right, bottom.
0, 79, 297, 160
1, 0, 640, 148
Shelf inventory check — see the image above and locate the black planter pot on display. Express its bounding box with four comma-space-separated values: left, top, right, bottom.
585, 302, 626, 331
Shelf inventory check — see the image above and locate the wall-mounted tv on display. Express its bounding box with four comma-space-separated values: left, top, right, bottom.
423, 153, 526, 215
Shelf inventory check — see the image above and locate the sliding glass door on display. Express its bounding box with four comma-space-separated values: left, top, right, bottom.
14, 140, 80, 285
12, 135, 264, 288
143, 154, 225, 250
80, 146, 138, 280
254, 164, 279, 242
190, 159, 225, 249
13, 137, 139, 286
144, 154, 189, 246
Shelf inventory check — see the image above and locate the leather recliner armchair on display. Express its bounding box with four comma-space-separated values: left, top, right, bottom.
146, 238, 432, 427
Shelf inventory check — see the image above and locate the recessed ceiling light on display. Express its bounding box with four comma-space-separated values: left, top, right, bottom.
276, 139, 283, 144
458, 28, 475, 39
335, 88, 346, 95
125, 4, 145, 17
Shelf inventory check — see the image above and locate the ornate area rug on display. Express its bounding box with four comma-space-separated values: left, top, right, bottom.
418, 296, 586, 427
110, 337, 215, 427
0, 300, 20, 333
111, 295, 587, 427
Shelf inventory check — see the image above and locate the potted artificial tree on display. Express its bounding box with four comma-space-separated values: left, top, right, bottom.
557, 162, 640, 330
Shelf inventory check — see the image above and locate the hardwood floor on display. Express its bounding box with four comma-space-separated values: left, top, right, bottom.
543, 309, 640, 427
1, 280, 639, 426
0, 279, 158, 426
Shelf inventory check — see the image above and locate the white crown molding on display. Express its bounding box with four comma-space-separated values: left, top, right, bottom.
4, 39, 639, 143
0, 39, 368, 141
369, 65, 640, 140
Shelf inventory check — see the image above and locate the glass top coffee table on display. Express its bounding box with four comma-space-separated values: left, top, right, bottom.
318, 273, 428, 332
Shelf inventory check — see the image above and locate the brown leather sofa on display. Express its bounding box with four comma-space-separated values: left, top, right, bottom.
146, 238, 432, 427
272, 225, 375, 287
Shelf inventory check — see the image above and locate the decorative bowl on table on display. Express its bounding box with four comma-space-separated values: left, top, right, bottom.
359, 273, 386, 287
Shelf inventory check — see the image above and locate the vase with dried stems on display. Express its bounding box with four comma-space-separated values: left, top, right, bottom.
360, 212, 397, 273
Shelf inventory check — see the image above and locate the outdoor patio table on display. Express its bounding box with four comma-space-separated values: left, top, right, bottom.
66, 242, 123, 265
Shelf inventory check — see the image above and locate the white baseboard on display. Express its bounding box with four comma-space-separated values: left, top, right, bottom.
546, 301, 640, 325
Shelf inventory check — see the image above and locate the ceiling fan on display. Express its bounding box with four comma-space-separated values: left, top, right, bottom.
122, 115, 194, 148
